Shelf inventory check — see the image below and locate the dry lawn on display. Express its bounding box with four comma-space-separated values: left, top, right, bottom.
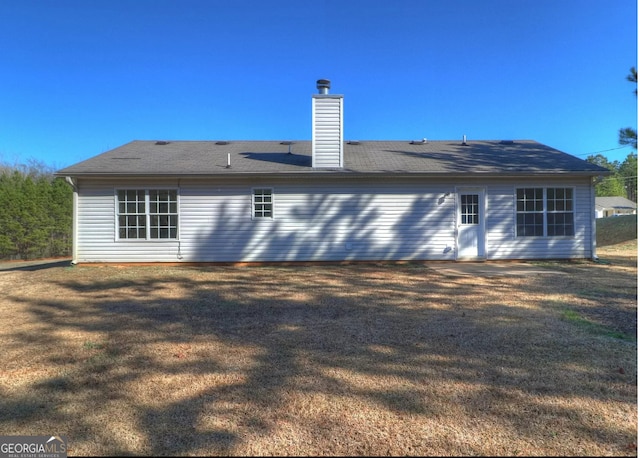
0, 243, 636, 456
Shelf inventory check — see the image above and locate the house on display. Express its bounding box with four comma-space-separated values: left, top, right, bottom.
55, 79, 610, 264
595, 196, 637, 218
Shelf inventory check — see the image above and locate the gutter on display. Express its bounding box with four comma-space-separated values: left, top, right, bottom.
53, 170, 611, 180
590, 178, 599, 262
64, 177, 79, 265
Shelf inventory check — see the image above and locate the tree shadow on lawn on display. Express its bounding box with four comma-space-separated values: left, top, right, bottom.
0, 259, 71, 272
535, 251, 637, 337
1, 265, 637, 455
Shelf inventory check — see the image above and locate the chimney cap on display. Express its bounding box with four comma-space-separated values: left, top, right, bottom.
316, 79, 331, 94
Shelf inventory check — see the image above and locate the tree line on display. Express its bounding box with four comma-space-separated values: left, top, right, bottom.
588, 66, 638, 202
587, 152, 638, 202
0, 160, 72, 260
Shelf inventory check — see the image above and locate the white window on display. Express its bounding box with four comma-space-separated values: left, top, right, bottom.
117, 190, 147, 239
516, 188, 544, 236
516, 187, 574, 237
117, 189, 178, 239
460, 194, 479, 225
252, 188, 273, 219
546, 188, 574, 236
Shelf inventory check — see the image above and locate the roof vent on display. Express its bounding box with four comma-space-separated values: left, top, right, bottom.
155, 141, 170, 145
280, 141, 294, 154
462, 135, 468, 146
347, 140, 361, 145
500, 140, 515, 145
410, 139, 427, 145
316, 79, 331, 94
215, 141, 229, 145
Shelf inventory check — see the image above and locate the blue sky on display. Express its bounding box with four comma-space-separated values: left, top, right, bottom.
0, 0, 637, 169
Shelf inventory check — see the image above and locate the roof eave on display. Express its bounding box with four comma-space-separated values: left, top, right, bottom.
55, 170, 610, 179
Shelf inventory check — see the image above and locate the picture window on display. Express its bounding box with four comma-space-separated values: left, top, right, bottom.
516, 188, 574, 237
117, 189, 178, 239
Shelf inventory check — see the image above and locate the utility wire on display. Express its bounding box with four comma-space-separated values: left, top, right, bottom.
574, 145, 631, 158
599, 175, 638, 182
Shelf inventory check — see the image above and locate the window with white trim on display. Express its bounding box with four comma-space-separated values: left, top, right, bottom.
516, 188, 544, 236
460, 194, 479, 225
516, 187, 574, 237
252, 188, 273, 218
117, 189, 178, 239
546, 188, 574, 236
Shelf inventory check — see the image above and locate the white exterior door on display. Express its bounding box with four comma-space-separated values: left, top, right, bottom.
456, 188, 486, 259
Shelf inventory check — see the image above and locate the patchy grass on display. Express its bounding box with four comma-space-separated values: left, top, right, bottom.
0, 244, 636, 456
560, 308, 633, 341
597, 214, 638, 246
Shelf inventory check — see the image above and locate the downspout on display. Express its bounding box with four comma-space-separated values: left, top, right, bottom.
590, 177, 598, 261
64, 176, 79, 265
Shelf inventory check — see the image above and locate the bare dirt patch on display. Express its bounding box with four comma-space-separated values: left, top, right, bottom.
0, 244, 636, 456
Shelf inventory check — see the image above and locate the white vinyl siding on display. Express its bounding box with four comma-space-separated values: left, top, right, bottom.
75, 180, 181, 263
486, 179, 591, 259
178, 180, 456, 262
312, 96, 343, 168
73, 177, 595, 263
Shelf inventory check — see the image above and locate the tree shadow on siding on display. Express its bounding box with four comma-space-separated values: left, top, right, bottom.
189, 191, 455, 263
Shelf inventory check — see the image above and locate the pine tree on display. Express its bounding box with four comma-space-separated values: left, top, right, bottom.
619, 153, 638, 202
618, 67, 638, 149
48, 177, 73, 256
586, 154, 626, 197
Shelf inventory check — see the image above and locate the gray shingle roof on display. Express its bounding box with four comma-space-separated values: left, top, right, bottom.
56, 139, 610, 177
595, 196, 637, 210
